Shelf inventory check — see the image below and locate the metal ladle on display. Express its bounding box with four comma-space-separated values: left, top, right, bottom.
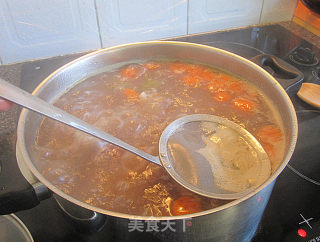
0, 78, 271, 200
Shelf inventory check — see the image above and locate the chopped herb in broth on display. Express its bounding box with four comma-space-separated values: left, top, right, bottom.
33, 61, 285, 216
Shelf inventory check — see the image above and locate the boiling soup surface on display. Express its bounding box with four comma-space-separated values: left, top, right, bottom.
33, 61, 285, 216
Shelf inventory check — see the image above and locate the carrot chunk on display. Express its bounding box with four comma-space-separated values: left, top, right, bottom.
123, 88, 139, 99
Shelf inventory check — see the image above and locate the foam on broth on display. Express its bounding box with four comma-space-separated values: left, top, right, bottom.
32, 60, 285, 216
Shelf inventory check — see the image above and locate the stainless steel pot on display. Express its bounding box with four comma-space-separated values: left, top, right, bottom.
8, 42, 299, 241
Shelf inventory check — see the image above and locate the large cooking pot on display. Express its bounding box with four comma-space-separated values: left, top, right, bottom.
0, 41, 299, 241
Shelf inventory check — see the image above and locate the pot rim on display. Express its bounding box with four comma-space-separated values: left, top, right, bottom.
16, 41, 298, 220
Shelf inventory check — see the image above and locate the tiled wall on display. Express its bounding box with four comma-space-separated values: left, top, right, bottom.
0, 0, 298, 65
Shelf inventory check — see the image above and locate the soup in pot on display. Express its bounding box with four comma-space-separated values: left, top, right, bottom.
33, 60, 285, 216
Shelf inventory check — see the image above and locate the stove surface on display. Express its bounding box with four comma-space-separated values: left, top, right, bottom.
1, 24, 319, 241
186, 25, 320, 242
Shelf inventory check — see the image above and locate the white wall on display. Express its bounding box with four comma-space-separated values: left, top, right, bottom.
0, 0, 100, 64
188, 0, 264, 34
260, 0, 299, 23
0, 0, 298, 65
96, 0, 188, 48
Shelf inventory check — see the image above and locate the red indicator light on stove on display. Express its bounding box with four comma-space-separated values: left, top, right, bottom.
257, 196, 261, 203
298, 228, 307, 238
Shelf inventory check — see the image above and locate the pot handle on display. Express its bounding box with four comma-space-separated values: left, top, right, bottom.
250, 54, 304, 90
0, 154, 51, 214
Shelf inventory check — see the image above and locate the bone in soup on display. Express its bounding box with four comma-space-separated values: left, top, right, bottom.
33, 60, 285, 216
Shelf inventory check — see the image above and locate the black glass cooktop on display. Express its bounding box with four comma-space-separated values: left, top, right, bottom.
3, 24, 320, 241
187, 25, 320, 242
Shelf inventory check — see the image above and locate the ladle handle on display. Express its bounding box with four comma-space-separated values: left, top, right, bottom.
0, 79, 161, 165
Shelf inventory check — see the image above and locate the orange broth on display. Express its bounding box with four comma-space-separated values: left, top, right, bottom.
33, 61, 285, 216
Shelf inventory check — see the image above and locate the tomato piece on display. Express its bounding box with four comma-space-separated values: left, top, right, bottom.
213, 91, 232, 102
121, 66, 140, 79
200, 69, 217, 80
232, 98, 255, 112
144, 62, 160, 70
172, 196, 203, 216
183, 75, 201, 86
186, 65, 218, 81
229, 82, 245, 94
171, 62, 220, 82
207, 79, 229, 92
261, 142, 275, 161
187, 65, 203, 75
0, 98, 13, 111
170, 62, 190, 74
219, 74, 231, 82
256, 125, 283, 144
123, 88, 139, 99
